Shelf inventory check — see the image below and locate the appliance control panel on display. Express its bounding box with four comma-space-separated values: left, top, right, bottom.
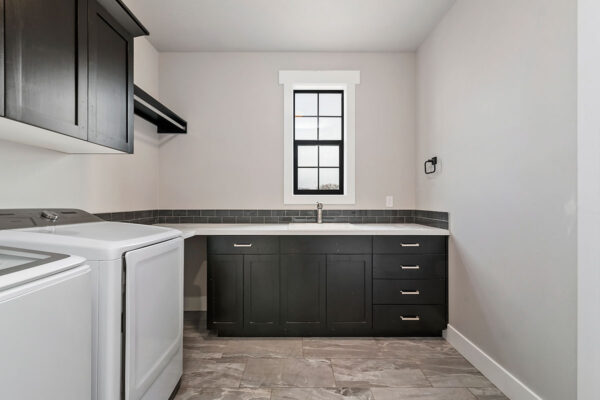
0, 209, 102, 230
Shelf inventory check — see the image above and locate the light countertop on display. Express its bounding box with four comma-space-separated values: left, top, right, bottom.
157, 223, 449, 238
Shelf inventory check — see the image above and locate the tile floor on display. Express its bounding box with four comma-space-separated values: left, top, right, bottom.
175, 312, 509, 400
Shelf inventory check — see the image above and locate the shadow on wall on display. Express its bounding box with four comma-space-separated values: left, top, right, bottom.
184, 236, 207, 311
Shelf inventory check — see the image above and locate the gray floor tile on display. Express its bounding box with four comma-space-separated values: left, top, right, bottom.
303, 338, 384, 358
419, 358, 493, 388
331, 359, 430, 388
371, 387, 476, 400
181, 360, 246, 388
186, 338, 303, 359
271, 387, 374, 400
174, 387, 271, 400
468, 387, 509, 399
376, 339, 461, 360
241, 358, 336, 388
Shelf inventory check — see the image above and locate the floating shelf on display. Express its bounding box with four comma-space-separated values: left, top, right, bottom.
134, 85, 188, 134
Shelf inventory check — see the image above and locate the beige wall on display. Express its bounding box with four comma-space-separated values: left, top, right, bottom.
0, 38, 161, 213
416, 0, 576, 398
158, 52, 416, 209
578, 0, 600, 397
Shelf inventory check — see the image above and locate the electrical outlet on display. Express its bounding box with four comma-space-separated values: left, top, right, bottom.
385, 196, 393, 208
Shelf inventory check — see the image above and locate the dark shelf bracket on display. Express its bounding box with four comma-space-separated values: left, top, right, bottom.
134, 85, 187, 134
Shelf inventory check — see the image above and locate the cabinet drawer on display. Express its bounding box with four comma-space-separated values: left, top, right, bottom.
373, 255, 446, 279
373, 236, 446, 254
280, 236, 371, 254
373, 305, 446, 335
208, 236, 279, 254
373, 280, 445, 305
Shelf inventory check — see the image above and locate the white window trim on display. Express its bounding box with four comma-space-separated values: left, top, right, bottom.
279, 70, 360, 205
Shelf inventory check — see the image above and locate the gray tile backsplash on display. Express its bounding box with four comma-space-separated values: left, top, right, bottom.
96, 209, 449, 229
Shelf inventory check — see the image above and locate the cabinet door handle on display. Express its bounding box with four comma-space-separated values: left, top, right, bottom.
400, 290, 420, 295
401, 265, 420, 270
233, 243, 253, 248
400, 316, 420, 321
400, 243, 420, 247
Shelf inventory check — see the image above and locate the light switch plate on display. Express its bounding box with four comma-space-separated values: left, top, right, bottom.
385, 196, 393, 208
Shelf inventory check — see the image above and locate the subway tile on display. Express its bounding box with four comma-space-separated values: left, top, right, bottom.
257, 210, 272, 216
367, 210, 385, 217
208, 217, 222, 223
237, 216, 251, 223
391, 217, 405, 223
158, 210, 173, 216
216, 210, 230, 216
229, 210, 245, 216
244, 210, 258, 216
272, 210, 285, 216
222, 217, 236, 223
376, 217, 391, 224
193, 217, 208, 223
173, 210, 188, 217
186, 210, 202, 216
363, 217, 377, 223
300, 210, 316, 217
251, 217, 265, 224
180, 216, 195, 223
265, 217, 279, 224
285, 210, 300, 216
164, 217, 180, 223
201, 210, 217, 216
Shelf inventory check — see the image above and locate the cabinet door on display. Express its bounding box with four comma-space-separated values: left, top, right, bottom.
88, 1, 134, 152
280, 255, 326, 335
327, 255, 372, 333
207, 255, 243, 333
4, 0, 87, 138
244, 255, 280, 335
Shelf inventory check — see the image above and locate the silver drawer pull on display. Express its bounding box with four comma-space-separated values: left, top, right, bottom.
401, 243, 420, 247
233, 243, 253, 248
400, 316, 420, 321
401, 265, 420, 270
400, 290, 420, 295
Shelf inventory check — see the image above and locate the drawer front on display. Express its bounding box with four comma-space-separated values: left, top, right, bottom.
373, 305, 446, 335
373, 236, 446, 254
373, 280, 445, 305
280, 236, 371, 254
373, 254, 446, 279
208, 236, 279, 254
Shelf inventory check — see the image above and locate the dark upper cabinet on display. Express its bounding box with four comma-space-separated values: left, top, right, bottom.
4, 0, 88, 139
88, 1, 134, 153
326, 255, 372, 333
207, 255, 243, 332
243, 255, 280, 334
0, 0, 145, 153
280, 255, 327, 335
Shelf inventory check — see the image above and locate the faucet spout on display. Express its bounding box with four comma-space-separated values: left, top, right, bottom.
316, 202, 323, 224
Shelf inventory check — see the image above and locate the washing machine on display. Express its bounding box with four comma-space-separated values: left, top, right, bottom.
0, 209, 184, 400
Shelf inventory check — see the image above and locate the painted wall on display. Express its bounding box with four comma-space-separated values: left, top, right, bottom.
578, 0, 600, 397
416, 1, 576, 399
0, 38, 161, 213
158, 52, 416, 209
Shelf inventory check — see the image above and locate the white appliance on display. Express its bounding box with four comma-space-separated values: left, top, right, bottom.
0, 209, 184, 400
0, 246, 91, 400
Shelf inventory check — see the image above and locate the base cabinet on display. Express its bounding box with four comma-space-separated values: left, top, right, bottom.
280, 255, 326, 335
207, 235, 447, 337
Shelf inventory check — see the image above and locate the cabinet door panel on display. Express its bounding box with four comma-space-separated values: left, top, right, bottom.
88, 1, 133, 152
327, 255, 372, 333
280, 255, 326, 334
208, 255, 243, 333
244, 255, 280, 334
5, 0, 87, 138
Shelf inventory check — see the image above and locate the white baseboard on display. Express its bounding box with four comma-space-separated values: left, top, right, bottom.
445, 325, 542, 400
184, 296, 207, 311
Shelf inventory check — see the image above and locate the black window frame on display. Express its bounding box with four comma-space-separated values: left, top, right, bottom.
293, 89, 344, 195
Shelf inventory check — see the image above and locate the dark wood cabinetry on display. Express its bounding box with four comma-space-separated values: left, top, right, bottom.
280, 254, 326, 335
207, 255, 243, 333
88, 1, 134, 152
0, 0, 145, 153
243, 255, 279, 334
207, 235, 448, 337
326, 254, 372, 333
4, 0, 88, 139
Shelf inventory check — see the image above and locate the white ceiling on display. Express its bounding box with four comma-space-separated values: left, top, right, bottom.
127, 0, 456, 52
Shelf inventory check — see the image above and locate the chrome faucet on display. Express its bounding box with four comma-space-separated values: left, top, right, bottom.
316, 202, 323, 224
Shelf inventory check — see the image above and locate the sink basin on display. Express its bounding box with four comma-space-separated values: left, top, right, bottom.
288, 223, 354, 230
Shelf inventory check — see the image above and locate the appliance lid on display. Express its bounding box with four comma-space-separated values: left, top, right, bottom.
0, 221, 182, 260
0, 246, 85, 291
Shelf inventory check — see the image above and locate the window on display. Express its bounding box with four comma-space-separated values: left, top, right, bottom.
294, 90, 344, 195
280, 70, 359, 204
